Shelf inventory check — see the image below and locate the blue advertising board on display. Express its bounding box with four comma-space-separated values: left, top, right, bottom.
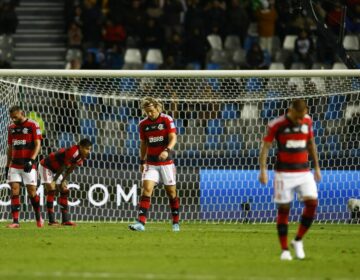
200, 170, 360, 222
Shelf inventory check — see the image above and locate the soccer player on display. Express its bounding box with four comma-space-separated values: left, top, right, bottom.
38, 138, 92, 226
259, 99, 321, 261
129, 97, 180, 232
5, 106, 43, 228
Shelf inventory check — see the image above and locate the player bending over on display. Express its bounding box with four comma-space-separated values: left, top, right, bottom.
129, 97, 180, 232
6, 106, 43, 228
38, 138, 92, 226
259, 99, 321, 260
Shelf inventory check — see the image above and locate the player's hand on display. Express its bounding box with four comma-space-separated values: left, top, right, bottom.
5, 167, 9, 180
259, 170, 268, 185
59, 180, 68, 192
158, 150, 169, 161
23, 159, 35, 173
314, 167, 321, 182
49, 181, 56, 190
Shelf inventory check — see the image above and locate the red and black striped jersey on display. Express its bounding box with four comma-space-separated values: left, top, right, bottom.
139, 113, 177, 166
40, 145, 84, 173
7, 119, 42, 169
263, 114, 314, 172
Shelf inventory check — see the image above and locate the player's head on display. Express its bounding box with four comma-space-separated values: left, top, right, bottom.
141, 97, 163, 120
9, 105, 26, 125
78, 138, 92, 159
288, 99, 308, 125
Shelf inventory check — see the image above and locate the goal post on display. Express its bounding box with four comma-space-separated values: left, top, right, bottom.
0, 69, 359, 223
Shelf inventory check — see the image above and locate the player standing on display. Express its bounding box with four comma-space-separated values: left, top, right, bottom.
259, 99, 321, 260
38, 138, 92, 226
129, 97, 180, 232
5, 106, 43, 228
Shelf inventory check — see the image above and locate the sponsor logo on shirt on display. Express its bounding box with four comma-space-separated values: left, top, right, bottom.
149, 136, 164, 143
285, 140, 306, 148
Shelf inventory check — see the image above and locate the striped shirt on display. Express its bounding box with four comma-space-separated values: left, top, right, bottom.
263, 114, 314, 172
8, 119, 42, 169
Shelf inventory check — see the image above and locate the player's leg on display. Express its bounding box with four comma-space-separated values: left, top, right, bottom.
162, 164, 180, 231
39, 164, 59, 225
292, 172, 318, 259
129, 165, 158, 231
6, 170, 21, 228
24, 168, 43, 227
274, 172, 294, 260
58, 183, 76, 226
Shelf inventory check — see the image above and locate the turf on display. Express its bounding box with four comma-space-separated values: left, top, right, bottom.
0, 222, 359, 280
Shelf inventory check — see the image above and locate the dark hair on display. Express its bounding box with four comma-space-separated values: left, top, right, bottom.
9, 105, 23, 114
79, 138, 92, 147
291, 99, 308, 112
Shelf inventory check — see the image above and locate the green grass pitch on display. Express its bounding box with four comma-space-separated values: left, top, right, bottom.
0, 222, 359, 280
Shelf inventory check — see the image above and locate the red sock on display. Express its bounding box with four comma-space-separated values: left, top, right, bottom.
30, 195, 41, 221
170, 197, 180, 224
46, 190, 56, 223
296, 199, 317, 241
59, 190, 69, 223
138, 196, 150, 225
277, 207, 290, 250
11, 195, 20, 223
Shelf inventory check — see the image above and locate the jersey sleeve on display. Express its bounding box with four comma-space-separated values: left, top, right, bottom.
166, 116, 177, 134
139, 122, 145, 141
64, 146, 79, 166
7, 126, 12, 145
32, 122, 43, 141
263, 123, 276, 143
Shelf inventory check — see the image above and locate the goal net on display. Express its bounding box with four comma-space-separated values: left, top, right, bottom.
0, 70, 359, 223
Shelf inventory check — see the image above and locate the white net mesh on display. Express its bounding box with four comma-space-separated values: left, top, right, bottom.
0, 70, 359, 223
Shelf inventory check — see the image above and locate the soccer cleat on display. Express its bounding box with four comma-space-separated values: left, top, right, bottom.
48, 221, 60, 226
61, 221, 77, 227
172, 223, 180, 232
6, 223, 20, 229
128, 222, 145, 231
280, 250, 293, 261
36, 218, 44, 228
291, 240, 305, 259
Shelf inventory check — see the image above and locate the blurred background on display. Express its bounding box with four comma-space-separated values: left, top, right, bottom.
1, 0, 360, 70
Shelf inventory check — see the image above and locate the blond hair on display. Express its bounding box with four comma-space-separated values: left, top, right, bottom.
141, 97, 163, 113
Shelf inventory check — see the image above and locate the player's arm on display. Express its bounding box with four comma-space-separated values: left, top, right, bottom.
5, 146, 12, 179
307, 137, 321, 182
159, 132, 176, 161
30, 139, 41, 161
61, 165, 76, 183
140, 140, 147, 172
259, 141, 272, 185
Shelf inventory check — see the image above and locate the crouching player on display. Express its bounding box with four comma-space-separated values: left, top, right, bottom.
38, 138, 92, 226
129, 97, 180, 232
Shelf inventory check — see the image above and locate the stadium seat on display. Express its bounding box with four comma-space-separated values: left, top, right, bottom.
343, 35, 359, 50
207, 34, 223, 50
290, 62, 306, 70
325, 95, 346, 120
206, 119, 225, 135
269, 62, 285, 70
126, 117, 139, 133
232, 49, 246, 66
206, 63, 220, 70
288, 77, 305, 92
241, 104, 259, 119
282, 35, 297, 51
221, 103, 240, 119
332, 62, 347, 69
80, 119, 98, 139
224, 35, 241, 51
58, 132, 75, 148
124, 48, 142, 64
311, 63, 331, 69
145, 49, 163, 64
80, 95, 98, 105
174, 119, 185, 135
310, 77, 326, 92
143, 62, 159, 70
246, 77, 262, 92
